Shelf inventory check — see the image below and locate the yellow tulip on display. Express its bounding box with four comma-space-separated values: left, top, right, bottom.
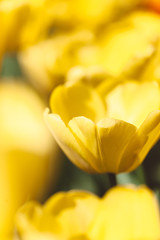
88, 10, 160, 78
0, 0, 140, 54
19, 30, 94, 94
14, 185, 160, 240
88, 185, 160, 240
19, 0, 61, 48
0, 80, 59, 238
41, 0, 141, 30
139, 40, 160, 83
19, 9, 160, 96
0, 0, 58, 52
65, 66, 110, 88
0, 0, 140, 52
0, 0, 30, 53
14, 191, 99, 240
45, 81, 160, 173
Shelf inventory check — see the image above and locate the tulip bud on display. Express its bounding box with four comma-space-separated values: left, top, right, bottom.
0, 80, 59, 238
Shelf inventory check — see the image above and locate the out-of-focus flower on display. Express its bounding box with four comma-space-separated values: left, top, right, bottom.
88, 185, 160, 240
0, 80, 59, 238
87, 10, 160, 78
45, 81, 160, 174
38, 0, 141, 30
0, 0, 56, 52
0, 0, 60, 52
0, 0, 29, 53
139, 40, 160, 83
65, 66, 110, 88
0, 0, 141, 53
19, 10, 160, 95
14, 185, 160, 240
18, 0, 62, 48
14, 190, 99, 240
19, 30, 94, 94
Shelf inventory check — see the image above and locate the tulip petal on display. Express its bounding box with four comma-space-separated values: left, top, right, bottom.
15, 201, 61, 240
118, 130, 147, 172
98, 11, 160, 77
19, 232, 57, 240
89, 186, 160, 240
70, 235, 90, 240
96, 118, 137, 173
15, 191, 99, 239
130, 110, 160, 171
68, 117, 103, 172
49, 84, 106, 125
123, 110, 160, 172
96, 77, 122, 99
44, 110, 96, 172
106, 81, 160, 127
41, 191, 99, 238
15, 201, 42, 231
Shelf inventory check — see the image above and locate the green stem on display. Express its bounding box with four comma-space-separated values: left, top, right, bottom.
108, 173, 117, 188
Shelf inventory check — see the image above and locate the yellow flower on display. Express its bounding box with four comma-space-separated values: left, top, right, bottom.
1, 0, 141, 53
65, 66, 109, 88
19, 30, 94, 94
14, 186, 160, 240
0, 0, 29, 53
41, 0, 141, 30
0, 0, 59, 52
19, 0, 61, 48
19, 9, 160, 95
45, 81, 160, 174
139, 40, 160, 83
93, 10, 160, 78
15, 191, 99, 240
0, 80, 59, 238
88, 185, 160, 240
